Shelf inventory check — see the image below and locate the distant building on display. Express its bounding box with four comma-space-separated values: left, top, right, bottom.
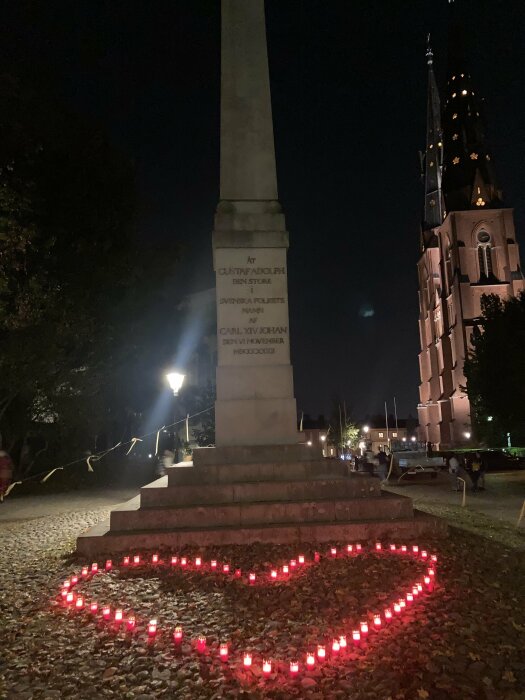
360, 419, 416, 454
299, 414, 333, 457
417, 11, 525, 449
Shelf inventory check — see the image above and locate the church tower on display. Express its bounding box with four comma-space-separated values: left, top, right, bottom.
416, 2, 525, 448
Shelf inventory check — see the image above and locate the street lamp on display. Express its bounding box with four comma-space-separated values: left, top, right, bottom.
166, 371, 186, 459
410, 436, 416, 443
363, 425, 369, 434
464, 431, 471, 440
166, 371, 185, 396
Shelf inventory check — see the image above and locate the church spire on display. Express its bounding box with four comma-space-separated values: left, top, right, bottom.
422, 36, 444, 232
441, 1, 502, 212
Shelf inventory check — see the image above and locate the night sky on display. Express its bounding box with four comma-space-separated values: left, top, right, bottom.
3, 0, 524, 420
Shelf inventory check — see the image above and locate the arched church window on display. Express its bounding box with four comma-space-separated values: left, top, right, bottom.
477, 231, 494, 281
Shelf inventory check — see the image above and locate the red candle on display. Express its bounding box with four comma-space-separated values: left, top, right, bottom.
133, 555, 140, 566
424, 575, 433, 591
180, 556, 187, 567
317, 644, 326, 659
412, 586, 419, 597
243, 652, 252, 667
103, 606, 111, 620
399, 598, 406, 609
148, 619, 157, 637
306, 652, 315, 667
66, 592, 74, 605
197, 635, 206, 652
394, 603, 401, 614
389, 543, 396, 552
219, 642, 228, 661
91, 562, 98, 574
222, 563, 230, 574
352, 630, 361, 645
360, 621, 369, 636
152, 553, 159, 564
195, 557, 202, 567
123, 556, 130, 566
270, 569, 277, 579
431, 554, 437, 563
63, 580, 71, 589
428, 567, 436, 578
401, 545, 407, 553
298, 554, 305, 564
263, 659, 272, 675
90, 601, 98, 614
331, 638, 340, 653
61, 588, 68, 599
171, 556, 178, 566
114, 609, 123, 623
375, 542, 382, 551
356, 543, 362, 552
314, 551, 320, 562
406, 593, 414, 604
290, 559, 297, 569
75, 596, 84, 609
173, 626, 183, 642
347, 544, 354, 553
249, 572, 256, 584
81, 566, 89, 577
282, 565, 289, 575
211, 560, 217, 569
339, 634, 347, 649
330, 547, 337, 558
421, 550, 428, 559
126, 615, 136, 631
289, 660, 299, 676
234, 568, 241, 578
373, 614, 382, 627
417, 582, 423, 593
384, 608, 393, 621
71, 575, 78, 585
412, 545, 419, 555
105, 559, 112, 571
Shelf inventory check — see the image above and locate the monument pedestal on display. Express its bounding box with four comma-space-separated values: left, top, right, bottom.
76, 447, 446, 556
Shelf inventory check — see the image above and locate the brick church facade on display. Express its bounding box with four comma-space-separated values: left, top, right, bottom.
417, 7, 525, 448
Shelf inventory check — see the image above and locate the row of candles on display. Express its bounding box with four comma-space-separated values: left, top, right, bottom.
58, 543, 437, 676
67, 542, 436, 587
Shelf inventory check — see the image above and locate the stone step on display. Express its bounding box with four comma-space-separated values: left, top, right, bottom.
77, 510, 447, 556
166, 459, 354, 485
110, 492, 413, 531
141, 476, 380, 507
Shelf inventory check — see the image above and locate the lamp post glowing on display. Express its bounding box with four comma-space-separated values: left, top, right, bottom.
166, 371, 185, 396
166, 371, 186, 456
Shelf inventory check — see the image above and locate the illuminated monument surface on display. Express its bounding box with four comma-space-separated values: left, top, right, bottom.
76, 0, 444, 555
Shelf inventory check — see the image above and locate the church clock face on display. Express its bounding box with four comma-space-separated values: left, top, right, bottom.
477, 231, 490, 243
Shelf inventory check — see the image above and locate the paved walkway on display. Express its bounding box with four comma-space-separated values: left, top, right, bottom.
0, 487, 138, 522
385, 470, 525, 526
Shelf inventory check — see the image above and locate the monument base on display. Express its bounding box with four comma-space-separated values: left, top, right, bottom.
76, 445, 446, 556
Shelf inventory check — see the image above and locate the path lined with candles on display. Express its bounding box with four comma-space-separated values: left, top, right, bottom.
56, 542, 438, 680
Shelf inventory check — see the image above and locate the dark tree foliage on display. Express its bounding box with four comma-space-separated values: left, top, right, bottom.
0, 74, 179, 475
464, 292, 525, 446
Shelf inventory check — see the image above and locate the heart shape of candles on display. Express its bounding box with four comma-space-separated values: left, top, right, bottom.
57, 543, 437, 679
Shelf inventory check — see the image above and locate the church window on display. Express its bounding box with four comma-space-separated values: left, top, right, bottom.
470, 152, 478, 160
429, 161, 434, 167
392, 432, 398, 438
378, 432, 384, 438
452, 156, 460, 165
477, 231, 493, 279
452, 133, 458, 140
452, 113, 457, 119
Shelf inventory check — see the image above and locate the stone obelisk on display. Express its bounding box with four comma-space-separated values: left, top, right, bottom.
213, 0, 298, 447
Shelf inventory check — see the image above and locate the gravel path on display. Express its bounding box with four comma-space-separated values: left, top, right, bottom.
1, 502, 525, 699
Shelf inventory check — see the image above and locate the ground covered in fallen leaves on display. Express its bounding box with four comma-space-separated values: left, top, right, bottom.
1, 509, 524, 700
